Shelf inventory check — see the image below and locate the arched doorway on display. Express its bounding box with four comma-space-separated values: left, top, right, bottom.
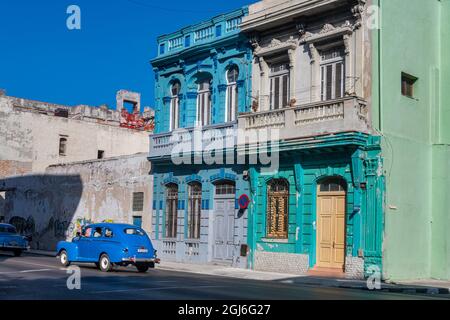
316, 177, 347, 271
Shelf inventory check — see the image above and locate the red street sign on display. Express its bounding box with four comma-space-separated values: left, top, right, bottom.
238, 194, 250, 210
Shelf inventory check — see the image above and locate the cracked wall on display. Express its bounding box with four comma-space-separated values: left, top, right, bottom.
1, 153, 153, 251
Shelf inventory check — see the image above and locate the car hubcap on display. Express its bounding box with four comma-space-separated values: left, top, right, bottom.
102, 258, 108, 268
61, 254, 67, 264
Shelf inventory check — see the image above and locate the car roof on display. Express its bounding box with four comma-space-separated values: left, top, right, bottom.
0, 223, 14, 228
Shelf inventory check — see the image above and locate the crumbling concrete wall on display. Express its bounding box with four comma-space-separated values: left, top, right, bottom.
0, 153, 153, 251
0, 95, 150, 175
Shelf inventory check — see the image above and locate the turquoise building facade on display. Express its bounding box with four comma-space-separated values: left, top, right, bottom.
148, 0, 386, 278
237, 0, 385, 278
149, 7, 253, 267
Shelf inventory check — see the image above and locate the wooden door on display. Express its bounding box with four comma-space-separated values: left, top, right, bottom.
317, 187, 346, 270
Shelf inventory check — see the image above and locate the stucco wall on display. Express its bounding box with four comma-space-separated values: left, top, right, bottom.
0, 95, 149, 175
0, 153, 153, 251
372, 0, 447, 280
152, 165, 250, 268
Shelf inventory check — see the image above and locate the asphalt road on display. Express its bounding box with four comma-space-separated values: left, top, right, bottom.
0, 253, 447, 300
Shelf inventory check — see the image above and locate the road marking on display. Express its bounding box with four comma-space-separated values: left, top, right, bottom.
90, 285, 226, 294
2, 259, 60, 270
0, 268, 52, 275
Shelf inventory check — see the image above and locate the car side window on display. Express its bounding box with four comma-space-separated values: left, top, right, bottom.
105, 228, 114, 238
93, 227, 103, 238
82, 227, 92, 238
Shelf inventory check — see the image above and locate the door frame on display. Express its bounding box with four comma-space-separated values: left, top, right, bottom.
212, 181, 236, 262
313, 177, 347, 271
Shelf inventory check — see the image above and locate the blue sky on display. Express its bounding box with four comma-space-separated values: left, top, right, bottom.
0, 0, 254, 110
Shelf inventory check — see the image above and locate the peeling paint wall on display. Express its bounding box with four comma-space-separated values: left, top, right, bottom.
0, 153, 153, 251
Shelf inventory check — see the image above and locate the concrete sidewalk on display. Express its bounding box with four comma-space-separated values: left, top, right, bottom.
26, 250, 450, 295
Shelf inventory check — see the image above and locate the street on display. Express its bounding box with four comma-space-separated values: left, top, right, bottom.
0, 253, 447, 300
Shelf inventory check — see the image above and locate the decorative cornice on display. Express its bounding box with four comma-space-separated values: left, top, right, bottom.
300, 21, 354, 45
210, 169, 237, 184
254, 37, 298, 57
185, 174, 203, 184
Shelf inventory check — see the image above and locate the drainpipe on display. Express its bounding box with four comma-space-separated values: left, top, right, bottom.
377, 0, 383, 133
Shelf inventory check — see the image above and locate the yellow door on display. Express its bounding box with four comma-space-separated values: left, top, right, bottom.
317, 187, 346, 270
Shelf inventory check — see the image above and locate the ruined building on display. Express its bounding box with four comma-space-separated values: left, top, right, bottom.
0, 90, 155, 250
0, 89, 153, 176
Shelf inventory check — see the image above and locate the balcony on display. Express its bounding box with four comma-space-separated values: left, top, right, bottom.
237, 96, 370, 146
149, 123, 237, 161
155, 9, 247, 58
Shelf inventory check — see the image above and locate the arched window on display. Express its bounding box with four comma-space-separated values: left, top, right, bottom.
187, 182, 202, 239
215, 181, 236, 196
319, 177, 346, 193
266, 179, 289, 239
226, 66, 239, 122
170, 81, 181, 131
165, 184, 178, 238
196, 79, 212, 126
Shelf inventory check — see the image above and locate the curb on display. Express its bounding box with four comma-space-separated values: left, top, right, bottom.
26, 250, 56, 257
336, 284, 450, 295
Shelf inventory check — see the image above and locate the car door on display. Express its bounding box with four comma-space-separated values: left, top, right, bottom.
89, 227, 105, 261
77, 226, 94, 261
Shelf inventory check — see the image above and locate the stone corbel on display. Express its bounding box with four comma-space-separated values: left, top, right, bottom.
351, 0, 367, 30
287, 48, 295, 69
258, 56, 268, 77
296, 22, 306, 38
308, 43, 319, 64
343, 34, 351, 56
249, 33, 260, 51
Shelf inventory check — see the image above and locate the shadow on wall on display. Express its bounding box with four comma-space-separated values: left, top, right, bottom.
0, 174, 83, 251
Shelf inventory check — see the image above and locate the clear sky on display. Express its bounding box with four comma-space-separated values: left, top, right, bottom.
0, 0, 254, 110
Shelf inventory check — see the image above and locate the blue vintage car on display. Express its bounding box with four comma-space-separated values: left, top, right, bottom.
56, 223, 159, 273
0, 223, 30, 256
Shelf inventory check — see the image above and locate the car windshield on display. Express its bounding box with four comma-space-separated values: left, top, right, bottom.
124, 228, 145, 236
0, 225, 16, 234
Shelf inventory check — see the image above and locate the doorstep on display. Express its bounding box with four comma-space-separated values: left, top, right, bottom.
307, 267, 346, 279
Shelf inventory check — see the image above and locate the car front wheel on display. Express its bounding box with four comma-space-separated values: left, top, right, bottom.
59, 250, 70, 267
136, 264, 149, 273
99, 254, 112, 272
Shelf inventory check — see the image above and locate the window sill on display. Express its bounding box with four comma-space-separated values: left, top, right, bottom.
401, 94, 419, 102
261, 238, 289, 244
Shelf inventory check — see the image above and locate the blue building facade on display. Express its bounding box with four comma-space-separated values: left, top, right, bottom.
149, 7, 253, 267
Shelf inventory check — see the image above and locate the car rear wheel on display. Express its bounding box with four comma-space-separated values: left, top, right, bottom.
99, 254, 112, 272
13, 250, 22, 257
136, 264, 149, 273
59, 250, 70, 267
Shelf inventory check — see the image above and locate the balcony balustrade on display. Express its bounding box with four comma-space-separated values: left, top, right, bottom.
237, 96, 370, 146
149, 123, 237, 160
